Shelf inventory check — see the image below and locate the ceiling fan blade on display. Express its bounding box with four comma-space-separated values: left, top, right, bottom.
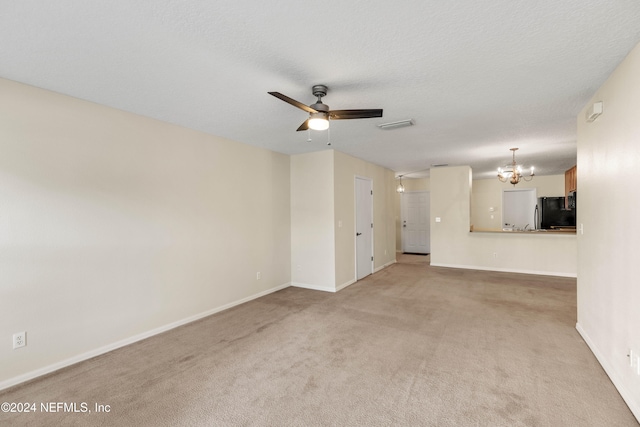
268, 92, 318, 114
296, 119, 310, 132
328, 109, 383, 120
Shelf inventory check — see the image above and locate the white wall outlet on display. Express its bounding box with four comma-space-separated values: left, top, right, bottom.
13, 332, 26, 349
435, 217, 441, 223
493, 252, 498, 258
256, 272, 261, 280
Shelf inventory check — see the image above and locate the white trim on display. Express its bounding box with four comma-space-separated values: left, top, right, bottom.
295, 260, 396, 294
0, 282, 291, 391
374, 259, 396, 273
336, 279, 357, 292
576, 323, 640, 422
429, 262, 577, 278
401, 190, 430, 254
291, 282, 336, 293
354, 175, 374, 281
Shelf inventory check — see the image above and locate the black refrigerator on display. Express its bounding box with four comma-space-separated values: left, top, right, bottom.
535, 197, 576, 229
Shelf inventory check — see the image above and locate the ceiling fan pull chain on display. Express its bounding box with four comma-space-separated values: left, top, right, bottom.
327, 127, 331, 146
307, 129, 312, 142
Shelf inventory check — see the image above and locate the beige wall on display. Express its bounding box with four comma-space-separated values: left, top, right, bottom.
430, 166, 473, 265
291, 150, 396, 291
576, 42, 640, 419
471, 175, 566, 230
290, 151, 336, 290
0, 79, 291, 387
430, 166, 576, 277
397, 175, 566, 251
334, 151, 396, 288
0, 79, 398, 388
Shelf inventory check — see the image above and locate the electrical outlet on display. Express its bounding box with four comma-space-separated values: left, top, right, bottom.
256, 271, 261, 280
493, 252, 498, 258
13, 332, 26, 349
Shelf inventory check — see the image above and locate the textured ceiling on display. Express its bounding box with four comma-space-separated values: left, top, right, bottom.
2, 1, 640, 179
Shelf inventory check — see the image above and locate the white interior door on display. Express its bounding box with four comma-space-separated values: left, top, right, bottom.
402, 191, 430, 254
355, 177, 373, 280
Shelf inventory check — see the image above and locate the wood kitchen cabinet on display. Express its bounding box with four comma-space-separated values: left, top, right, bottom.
565, 165, 577, 208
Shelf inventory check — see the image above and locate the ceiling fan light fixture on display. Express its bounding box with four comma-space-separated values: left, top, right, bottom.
269, 85, 382, 132
308, 113, 329, 131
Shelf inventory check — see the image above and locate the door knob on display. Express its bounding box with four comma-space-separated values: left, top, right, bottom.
356, 232, 362, 236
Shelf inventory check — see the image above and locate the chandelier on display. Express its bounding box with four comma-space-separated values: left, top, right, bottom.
396, 175, 405, 193
497, 148, 534, 186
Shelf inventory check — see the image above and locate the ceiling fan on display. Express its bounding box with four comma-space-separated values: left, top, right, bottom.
268, 84, 383, 131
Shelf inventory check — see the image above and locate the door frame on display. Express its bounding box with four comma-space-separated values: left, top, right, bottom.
354, 176, 373, 281
401, 190, 430, 254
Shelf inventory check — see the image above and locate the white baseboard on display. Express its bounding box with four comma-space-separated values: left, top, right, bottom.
576, 323, 640, 422
335, 260, 395, 291
374, 259, 396, 273
291, 282, 336, 293
336, 279, 356, 292
0, 282, 291, 392
429, 262, 577, 278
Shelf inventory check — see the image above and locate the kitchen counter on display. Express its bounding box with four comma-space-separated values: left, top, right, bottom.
471, 227, 576, 234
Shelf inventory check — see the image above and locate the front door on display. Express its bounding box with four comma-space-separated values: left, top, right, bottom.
402, 191, 430, 254
355, 177, 373, 280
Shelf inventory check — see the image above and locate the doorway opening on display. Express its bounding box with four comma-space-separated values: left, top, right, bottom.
401, 191, 430, 254
502, 188, 537, 230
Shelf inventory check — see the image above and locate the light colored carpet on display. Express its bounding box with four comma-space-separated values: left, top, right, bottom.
1, 256, 637, 426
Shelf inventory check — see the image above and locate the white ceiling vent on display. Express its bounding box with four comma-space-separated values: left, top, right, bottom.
377, 119, 414, 130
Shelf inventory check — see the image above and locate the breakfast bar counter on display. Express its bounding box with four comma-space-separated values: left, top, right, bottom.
471, 227, 576, 234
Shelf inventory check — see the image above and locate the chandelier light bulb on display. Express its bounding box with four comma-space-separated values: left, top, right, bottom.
396, 175, 405, 193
